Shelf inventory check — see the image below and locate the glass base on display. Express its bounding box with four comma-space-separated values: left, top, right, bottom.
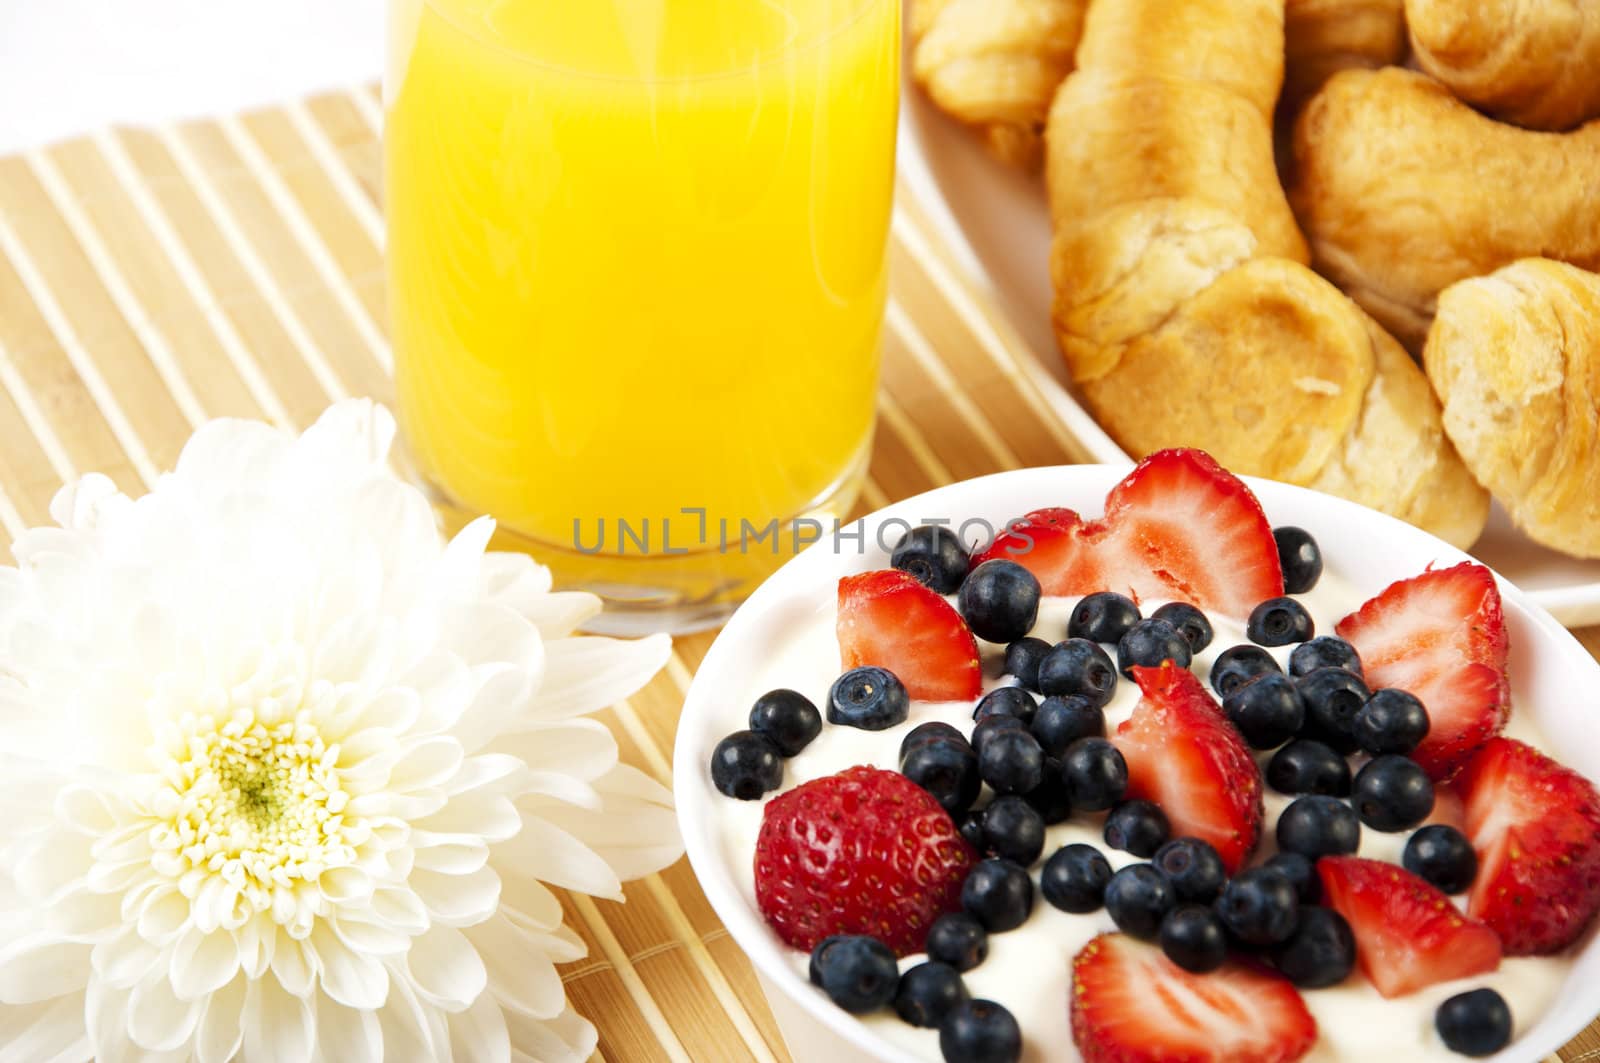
410, 442, 872, 636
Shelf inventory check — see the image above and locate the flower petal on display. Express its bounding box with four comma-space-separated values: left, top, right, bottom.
532, 634, 671, 721
170, 927, 240, 1000
0, 935, 91, 1004
242, 974, 315, 1063
448, 986, 512, 1063
466, 915, 566, 1020
405, 926, 487, 1010
311, 923, 390, 1010
270, 935, 317, 998
91, 922, 162, 989
492, 719, 617, 783
387, 736, 465, 793
493, 819, 620, 901
128, 969, 203, 1051
195, 974, 247, 1063
373, 969, 438, 1059
368, 886, 429, 936
312, 997, 382, 1063
522, 764, 683, 883
0, 993, 90, 1063
411, 866, 501, 927
504, 1003, 597, 1063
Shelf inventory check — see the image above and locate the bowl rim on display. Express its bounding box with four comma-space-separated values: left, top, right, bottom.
671, 462, 1600, 1063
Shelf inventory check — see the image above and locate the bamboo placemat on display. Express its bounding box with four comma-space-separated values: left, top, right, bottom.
0, 84, 1595, 1062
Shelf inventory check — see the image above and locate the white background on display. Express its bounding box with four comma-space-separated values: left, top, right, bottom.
0, 0, 384, 153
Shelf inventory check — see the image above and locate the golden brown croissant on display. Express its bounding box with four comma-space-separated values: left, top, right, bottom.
1408, 0, 1600, 131
1049, 0, 1487, 547
910, 0, 1088, 170
1291, 67, 1600, 350
1283, 0, 1407, 112
1424, 259, 1600, 558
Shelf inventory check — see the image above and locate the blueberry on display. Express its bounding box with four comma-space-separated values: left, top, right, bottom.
1270, 906, 1355, 988
1031, 694, 1105, 756
961, 859, 1034, 932
1160, 904, 1229, 973
1038, 638, 1118, 707
1068, 591, 1141, 644
900, 721, 967, 762
1276, 794, 1362, 859
1435, 988, 1512, 1057
709, 730, 783, 800
809, 934, 850, 986
980, 795, 1046, 866
1265, 852, 1321, 904
1023, 760, 1073, 824
746, 689, 822, 757
1296, 667, 1371, 753
925, 912, 988, 972
1061, 737, 1128, 811
1116, 618, 1192, 678
959, 560, 1041, 644
973, 686, 1038, 726
1352, 754, 1434, 831
891, 525, 970, 594
901, 736, 981, 817
1210, 644, 1282, 699
1267, 738, 1353, 796
1104, 863, 1177, 940
817, 935, 899, 1013
1222, 673, 1306, 749
1215, 867, 1299, 946
1152, 602, 1214, 653
1273, 526, 1324, 594
1041, 843, 1113, 913
827, 666, 909, 731
971, 714, 1027, 756
978, 727, 1046, 795
1247, 597, 1314, 647
893, 961, 968, 1028
1154, 837, 1227, 904
1003, 637, 1051, 692
1289, 636, 1362, 679
1104, 799, 1170, 858
939, 999, 1022, 1063
958, 808, 986, 851
1354, 688, 1430, 756
1404, 824, 1478, 894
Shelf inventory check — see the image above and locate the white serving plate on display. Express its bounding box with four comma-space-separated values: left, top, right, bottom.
674, 463, 1600, 1063
893, 62, 1600, 628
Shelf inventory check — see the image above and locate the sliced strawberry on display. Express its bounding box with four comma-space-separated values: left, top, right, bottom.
971, 449, 1282, 617
754, 766, 977, 955
837, 570, 980, 702
1113, 662, 1263, 873
1071, 933, 1317, 1063
1335, 562, 1510, 780
1318, 856, 1502, 998
1457, 737, 1600, 954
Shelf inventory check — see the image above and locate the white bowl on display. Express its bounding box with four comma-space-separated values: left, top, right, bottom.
672, 464, 1600, 1063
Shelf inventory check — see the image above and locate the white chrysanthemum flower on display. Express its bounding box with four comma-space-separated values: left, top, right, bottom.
0, 400, 681, 1061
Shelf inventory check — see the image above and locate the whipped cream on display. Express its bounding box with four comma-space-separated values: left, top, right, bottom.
710, 573, 1570, 1063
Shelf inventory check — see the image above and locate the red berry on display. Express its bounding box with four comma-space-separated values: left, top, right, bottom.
1071, 932, 1317, 1063
837, 570, 981, 702
1113, 662, 1264, 873
1318, 856, 1502, 998
754, 766, 977, 956
1335, 562, 1509, 780
1457, 737, 1600, 954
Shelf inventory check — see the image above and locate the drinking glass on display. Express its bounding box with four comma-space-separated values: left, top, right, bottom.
385, 0, 899, 632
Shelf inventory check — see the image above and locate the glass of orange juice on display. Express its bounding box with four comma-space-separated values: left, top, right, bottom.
385, 0, 899, 633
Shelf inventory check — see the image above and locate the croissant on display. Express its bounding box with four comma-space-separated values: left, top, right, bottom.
1408, 0, 1600, 131
1291, 67, 1600, 349
910, 0, 1088, 170
1048, 0, 1487, 548
1424, 259, 1600, 559
1283, 0, 1407, 112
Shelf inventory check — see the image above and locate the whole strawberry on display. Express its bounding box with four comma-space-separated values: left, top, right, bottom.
755, 765, 977, 955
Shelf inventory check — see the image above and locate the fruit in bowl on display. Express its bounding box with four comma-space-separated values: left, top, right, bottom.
674, 450, 1600, 1063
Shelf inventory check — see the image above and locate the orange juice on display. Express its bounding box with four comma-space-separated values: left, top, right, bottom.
385, 0, 899, 628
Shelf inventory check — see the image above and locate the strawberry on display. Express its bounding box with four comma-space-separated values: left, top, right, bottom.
1318, 856, 1502, 998
1113, 662, 1263, 873
971, 448, 1282, 617
1457, 737, 1600, 955
754, 765, 977, 956
837, 570, 980, 702
1071, 933, 1317, 1063
1335, 562, 1510, 780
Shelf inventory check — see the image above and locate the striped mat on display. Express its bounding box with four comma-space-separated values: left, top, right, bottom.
0, 83, 1595, 1062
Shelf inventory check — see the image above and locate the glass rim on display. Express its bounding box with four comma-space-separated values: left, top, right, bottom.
412, 0, 891, 85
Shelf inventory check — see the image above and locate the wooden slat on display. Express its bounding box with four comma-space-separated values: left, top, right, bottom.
0, 83, 1595, 1063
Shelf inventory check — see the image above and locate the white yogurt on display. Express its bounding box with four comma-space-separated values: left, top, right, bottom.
710, 577, 1571, 1062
